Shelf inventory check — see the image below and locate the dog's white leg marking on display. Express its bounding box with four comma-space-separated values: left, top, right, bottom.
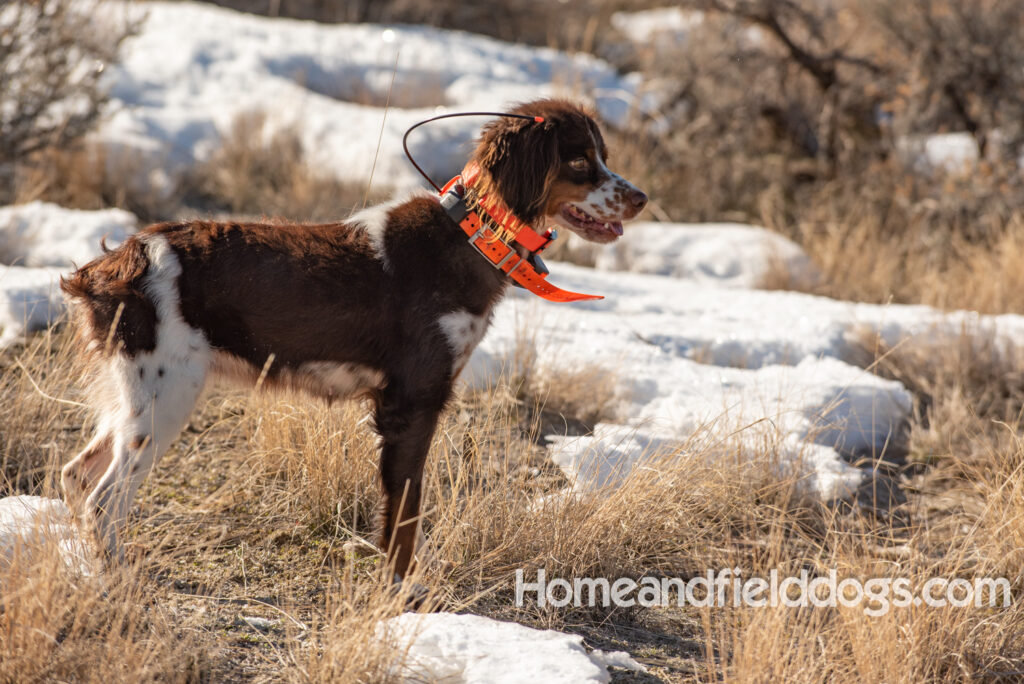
84, 234, 211, 556
437, 310, 490, 377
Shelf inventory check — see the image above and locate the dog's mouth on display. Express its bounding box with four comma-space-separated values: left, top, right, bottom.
553, 203, 624, 243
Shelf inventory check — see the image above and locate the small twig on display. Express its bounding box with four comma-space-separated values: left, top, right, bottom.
103, 301, 125, 354
363, 47, 400, 208
254, 353, 276, 392
171, 592, 309, 631
14, 357, 88, 408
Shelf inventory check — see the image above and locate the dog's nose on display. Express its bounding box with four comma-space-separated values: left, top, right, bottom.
628, 189, 648, 211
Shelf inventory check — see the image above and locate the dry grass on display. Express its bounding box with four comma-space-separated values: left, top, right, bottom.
181, 111, 378, 223
1, 322, 1022, 681
10, 110, 381, 226
0, 550, 205, 683
11, 141, 185, 224
754, 163, 1024, 314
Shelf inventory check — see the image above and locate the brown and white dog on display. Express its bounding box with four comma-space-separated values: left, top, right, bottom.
59, 98, 646, 585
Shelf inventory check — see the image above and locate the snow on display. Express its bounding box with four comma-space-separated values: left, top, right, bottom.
96, 1, 648, 196
0, 496, 95, 576
0, 202, 136, 348
610, 7, 704, 46
898, 132, 980, 172
378, 612, 644, 683
564, 221, 820, 289
0, 265, 68, 348
461, 260, 1024, 501
0, 201, 135, 267
609, 6, 764, 54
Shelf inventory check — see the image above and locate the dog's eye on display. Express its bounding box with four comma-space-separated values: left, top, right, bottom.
568, 157, 589, 172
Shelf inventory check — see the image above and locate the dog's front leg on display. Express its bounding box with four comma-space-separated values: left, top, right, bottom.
374, 390, 446, 583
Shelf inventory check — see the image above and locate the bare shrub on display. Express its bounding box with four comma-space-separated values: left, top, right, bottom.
871, 0, 1024, 162
771, 160, 1024, 312
620, 0, 885, 221
11, 142, 185, 222
183, 111, 376, 222
611, 0, 1024, 312
185, 0, 616, 50
14, 111, 375, 224
0, 0, 135, 203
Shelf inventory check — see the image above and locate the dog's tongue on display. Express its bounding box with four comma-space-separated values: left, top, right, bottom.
611, 222, 623, 236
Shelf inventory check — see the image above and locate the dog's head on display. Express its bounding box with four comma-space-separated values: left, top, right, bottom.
471, 99, 647, 244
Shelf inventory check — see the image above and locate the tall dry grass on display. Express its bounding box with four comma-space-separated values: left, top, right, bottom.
182, 111, 376, 223
3, 323, 1024, 679
755, 161, 1024, 314
11, 110, 378, 225
0, 545, 205, 683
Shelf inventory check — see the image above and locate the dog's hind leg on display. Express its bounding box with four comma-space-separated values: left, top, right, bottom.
81, 233, 212, 557
84, 350, 208, 557
61, 424, 115, 509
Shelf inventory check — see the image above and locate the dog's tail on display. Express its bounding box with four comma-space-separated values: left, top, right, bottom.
61, 236, 157, 357
61, 235, 149, 300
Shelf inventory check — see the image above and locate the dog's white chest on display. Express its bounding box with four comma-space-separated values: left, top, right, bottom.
437, 310, 491, 372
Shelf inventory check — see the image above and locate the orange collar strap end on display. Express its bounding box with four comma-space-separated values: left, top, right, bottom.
438, 172, 603, 303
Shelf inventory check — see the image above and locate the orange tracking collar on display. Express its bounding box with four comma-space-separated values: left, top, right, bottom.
438, 163, 603, 303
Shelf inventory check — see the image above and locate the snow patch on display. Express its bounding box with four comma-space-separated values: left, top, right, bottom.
0, 202, 137, 348
0, 265, 67, 348
464, 263, 1024, 501
0, 496, 95, 576
566, 221, 820, 289
611, 7, 704, 46
898, 132, 980, 172
0, 201, 135, 268
378, 612, 644, 683
97, 1, 649, 196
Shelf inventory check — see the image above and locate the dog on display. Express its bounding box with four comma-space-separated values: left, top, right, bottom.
59, 98, 647, 585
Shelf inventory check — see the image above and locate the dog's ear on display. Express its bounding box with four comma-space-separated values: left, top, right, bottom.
474, 118, 559, 225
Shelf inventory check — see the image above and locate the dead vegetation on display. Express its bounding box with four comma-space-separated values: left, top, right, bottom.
0, 0, 136, 201
2, 322, 1024, 681
5, 0, 1024, 680
181, 111, 376, 223
609, 0, 1024, 314
10, 111, 378, 226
